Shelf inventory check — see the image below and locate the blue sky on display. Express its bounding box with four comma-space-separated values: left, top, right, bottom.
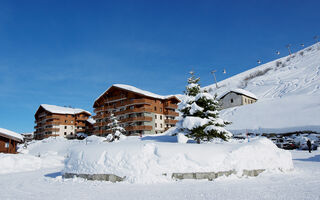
0, 0, 319, 133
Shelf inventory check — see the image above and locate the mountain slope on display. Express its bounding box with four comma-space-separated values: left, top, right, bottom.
204, 43, 320, 134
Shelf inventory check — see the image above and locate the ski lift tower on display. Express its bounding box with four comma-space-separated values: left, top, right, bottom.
211, 70, 219, 89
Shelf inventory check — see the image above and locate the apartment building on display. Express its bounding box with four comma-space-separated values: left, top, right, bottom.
34, 104, 91, 140
93, 84, 180, 136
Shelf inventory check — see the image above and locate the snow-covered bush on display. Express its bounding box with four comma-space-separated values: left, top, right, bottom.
177, 71, 232, 143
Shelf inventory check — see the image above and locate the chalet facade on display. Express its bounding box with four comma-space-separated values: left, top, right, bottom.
0, 128, 24, 153
218, 89, 258, 110
93, 84, 180, 136
34, 104, 91, 140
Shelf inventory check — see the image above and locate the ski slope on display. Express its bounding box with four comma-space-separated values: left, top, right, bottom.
204, 43, 320, 134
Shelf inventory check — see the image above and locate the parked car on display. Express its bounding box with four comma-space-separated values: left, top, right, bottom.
282, 142, 296, 150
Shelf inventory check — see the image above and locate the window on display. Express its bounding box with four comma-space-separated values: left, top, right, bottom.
231, 99, 233, 103
64, 126, 67, 129
160, 124, 163, 128
64, 132, 67, 135
65, 120, 67, 123
5, 142, 9, 148
160, 108, 162, 112
155, 115, 157, 119
245, 99, 247, 103
155, 123, 157, 128
70, 132, 73, 135
160, 115, 162, 120
154, 106, 157, 111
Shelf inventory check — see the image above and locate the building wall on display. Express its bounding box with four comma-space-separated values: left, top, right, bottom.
0, 136, 18, 153
34, 110, 90, 140
220, 92, 257, 110
220, 92, 242, 109
241, 95, 257, 105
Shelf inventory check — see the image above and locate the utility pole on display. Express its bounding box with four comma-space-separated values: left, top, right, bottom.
286, 44, 292, 56
211, 70, 219, 89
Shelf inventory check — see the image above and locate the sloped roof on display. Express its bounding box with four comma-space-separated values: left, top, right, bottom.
37, 104, 91, 115
218, 88, 258, 100
94, 84, 180, 104
87, 118, 96, 124
0, 128, 24, 142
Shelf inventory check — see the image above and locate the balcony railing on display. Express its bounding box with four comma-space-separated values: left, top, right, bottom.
125, 125, 153, 131
164, 110, 179, 117
115, 107, 153, 115
120, 116, 153, 123
164, 119, 178, 124
94, 99, 153, 113
164, 103, 178, 109
44, 128, 60, 132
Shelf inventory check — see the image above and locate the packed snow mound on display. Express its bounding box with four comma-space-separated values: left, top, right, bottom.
203, 43, 320, 133
0, 152, 64, 174
64, 138, 293, 183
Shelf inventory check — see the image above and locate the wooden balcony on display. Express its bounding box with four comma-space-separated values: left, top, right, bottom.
76, 116, 88, 121
164, 103, 178, 109
44, 128, 60, 132
165, 119, 178, 124
125, 99, 152, 106
46, 121, 60, 126
125, 125, 153, 131
116, 107, 153, 115
120, 116, 153, 123
92, 113, 110, 119
94, 99, 152, 113
164, 110, 179, 117
45, 115, 59, 120
94, 106, 107, 113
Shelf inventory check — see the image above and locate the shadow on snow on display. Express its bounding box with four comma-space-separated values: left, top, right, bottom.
294, 154, 320, 162
45, 172, 62, 178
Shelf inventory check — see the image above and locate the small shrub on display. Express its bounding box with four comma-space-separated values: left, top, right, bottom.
276, 61, 282, 67
299, 51, 304, 56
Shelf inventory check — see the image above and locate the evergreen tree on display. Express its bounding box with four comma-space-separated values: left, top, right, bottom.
178, 71, 232, 143
107, 113, 125, 142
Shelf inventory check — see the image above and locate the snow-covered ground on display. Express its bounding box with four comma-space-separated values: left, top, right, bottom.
203, 43, 320, 134
0, 147, 319, 200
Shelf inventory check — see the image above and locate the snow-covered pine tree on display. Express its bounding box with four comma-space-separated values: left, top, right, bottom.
107, 113, 125, 142
178, 71, 232, 143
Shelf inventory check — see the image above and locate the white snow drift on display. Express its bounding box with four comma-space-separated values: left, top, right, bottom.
64, 137, 293, 183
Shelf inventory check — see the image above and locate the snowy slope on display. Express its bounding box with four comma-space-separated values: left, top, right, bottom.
203, 43, 320, 134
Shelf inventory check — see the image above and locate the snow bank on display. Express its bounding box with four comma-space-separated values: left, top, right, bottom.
0, 152, 64, 174
64, 138, 293, 183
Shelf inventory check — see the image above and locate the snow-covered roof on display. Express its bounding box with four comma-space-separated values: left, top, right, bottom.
218, 89, 258, 100
39, 104, 91, 115
0, 128, 24, 142
95, 84, 179, 102
87, 118, 96, 124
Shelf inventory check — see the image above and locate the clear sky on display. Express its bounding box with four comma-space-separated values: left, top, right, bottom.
0, 0, 319, 133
